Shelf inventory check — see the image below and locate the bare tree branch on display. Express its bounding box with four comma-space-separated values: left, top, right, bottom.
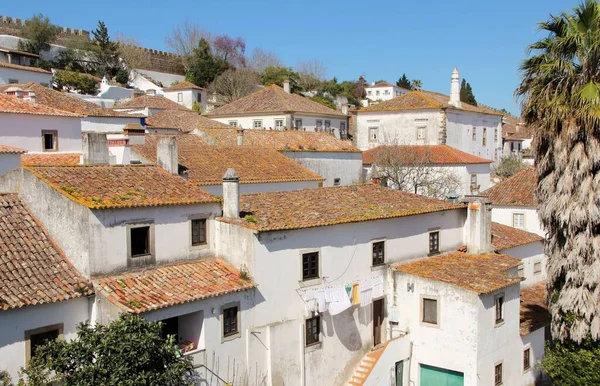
208, 69, 261, 105
165, 20, 212, 69
296, 60, 327, 91
249, 48, 283, 74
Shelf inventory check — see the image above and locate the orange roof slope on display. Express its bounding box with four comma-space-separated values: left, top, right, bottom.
520, 281, 550, 335
393, 252, 522, 294
163, 81, 204, 91
132, 134, 324, 185
0, 144, 26, 154
363, 145, 492, 165
115, 95, 190, 111
205, 84, 346, 117
0, 61, 51, 74
491, 222, 543, 251
26, 165, 219, 209
484, 167, 536, 207
95, 259, 255, 313
0, 193, 92, 310
0, 92, 81, 117
223, 184, 464, 232
198, 128, 360, 152
146, 110, 228, 132
0, 83, 141, 118
360, 90, 503, 116
22, 153, 81, 166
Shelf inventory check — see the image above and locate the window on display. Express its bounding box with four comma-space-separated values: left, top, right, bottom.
422, 297, 438, 326
340, 122, 347, 138
512, 213, 525, 229
369, 127, 378, 142
495, 294, 504, 325
494, 128, 498, 142
534, 260, 542, 275
302, 251, 319, 281
8, 78, 18, 84
368, 90, 372, 95
275, 119, 284, 130
160, 316, 179, 341
384, 90, 390, 95
372, 241, 385, 266
472, 127, 477, 141
228, 121, 238, 127
25, 324, 63, 362
470, 174, 478, 190
177, 92, 183, 102
494, 363, 503, 385
376, 90, 380, 96
130, 226, 150, 257
295, 119, 303, 129
41, 130, 57, 152
191, 218, 207, 246
429, 231, 440, 254
222, 305, 239, 337
523, 348, 531, 371
253, 120, 263, 129
316, 120, 323, 131
305, 316, 320, 346
518, 265, 524, 278
324, 120, 331, 133
333, 178, 341, 186
483, 128, 487, 146
417, 127, 426, 140
197, 92, 202, 102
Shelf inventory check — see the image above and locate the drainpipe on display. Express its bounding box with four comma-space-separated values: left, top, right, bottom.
407, 341, 414, 386
300, 323, 306, 386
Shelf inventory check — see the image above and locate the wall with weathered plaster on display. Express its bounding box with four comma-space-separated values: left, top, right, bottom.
0, 66, 52, 86
362, 336, 411, 386
491, 206, 545, 237
283, 151, 362, 187
500, 241, 546, 287
214, 221, 256, 274
81, 116, 142, 133
521, 327, 546, 385
445, 110, 503, 162
0, 153, 20, 177
201, 180, 319, 196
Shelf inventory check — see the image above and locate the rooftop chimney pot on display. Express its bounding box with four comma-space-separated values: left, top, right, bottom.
83, 133, 110, 165
449, 67, 462, 108
222, 168, 240, 218
237, 129, 244, 146
283, 79, 290, 94
157, 136, 178, 174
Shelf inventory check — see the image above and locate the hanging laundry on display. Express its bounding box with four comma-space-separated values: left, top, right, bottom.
316, 290, 327, 313
351, 283, 360, 305
360, 278, 373, 291
345, 284, 352, 298
372, 276, 384, 299
328, 286, 351, 315
360, 288, 373, 307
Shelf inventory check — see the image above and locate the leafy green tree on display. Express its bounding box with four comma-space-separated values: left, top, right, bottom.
396, 74, 412, 89
262, 66, 301, 92
185, 38, 229, 88
114, 67, 129, 84
19, 314, 196, 385
540, 338, 600, 385
18, 14, 59, 55
54, 70, 99, 95
310, 94, 336, 110
493, 155, 523, 178
92, 21, 119, 77
460, 79, 477, 105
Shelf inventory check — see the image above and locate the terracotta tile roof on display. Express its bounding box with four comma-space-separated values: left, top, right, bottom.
146, 110, 228, 133
95, 259, 255, 313
491, 222, 543, 251
359, 90, 503, 116
502, 115, 532, 140
367, 81, 397, 88
132, 134, 324, 185
0, 92, 82, 117
520, 281, 550, 335
115, 95, 191, 111
163, 81, 204, 91
362, 145, 493, 165
0, 193, 92, 310
21, 153, 81, 166
25, 165, 219, 209
484, 167, 536, 207
0, 144, 26, 154
205, 85, 346, 117
221, 184, 464, 232
392, 252, 523, 294
198, 128, 360, 152
0, 83, 142, 118
0, 61, 51, 74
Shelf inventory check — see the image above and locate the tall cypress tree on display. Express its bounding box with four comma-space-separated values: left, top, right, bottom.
396, 73, 412, 89
460, 78, 477, 105
92, 21, 119, 77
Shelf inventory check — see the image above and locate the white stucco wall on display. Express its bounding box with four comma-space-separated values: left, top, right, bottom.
445, 110, 503, 162
0, 297, 90, 381
500, 242, 546, 287
134, 69, 185, 89
521, 327, 546, 385
82, 116, 142, 133
491, 207, 545, 237
0, 112, 82, 153
0, 66, 52, 86
201, 180, 319, 196
282, 151, 362, 187
0, 153, 21, 176
365, 86, 408, 102
164, 89, 206, 111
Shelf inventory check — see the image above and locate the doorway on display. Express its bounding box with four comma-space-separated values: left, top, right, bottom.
373, 298, 384, 346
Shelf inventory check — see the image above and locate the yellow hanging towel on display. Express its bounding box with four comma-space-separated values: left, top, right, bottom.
351, 283, 360, 305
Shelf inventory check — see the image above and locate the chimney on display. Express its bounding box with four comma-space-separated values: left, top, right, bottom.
23, 91, 36, 103
283, 79, 290, 94
449, 67, 462, 108
461, 195, 492, 254
237, 129, 244, 146
156, 136, 178, 174
83, 133, 110, 165
341, 104, 349, 115
222, 168, 239, 218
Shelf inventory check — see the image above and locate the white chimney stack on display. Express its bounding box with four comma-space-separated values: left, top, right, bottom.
157, 136, 178, 174
83, 133, 109, 165
237, 129, 244, 146
222, 168, 240, 218
449, 67, 462, 108
283, 79, 291, 94
461, 195, 492, 254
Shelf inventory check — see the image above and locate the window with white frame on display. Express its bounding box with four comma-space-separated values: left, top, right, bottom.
376, 90, 380, 96
494, 362, 503, 385
494, 128, 498, 142
177, 92, 183, 102
421, 297, 438, 326
417, 126, 426, 140
295, 119, 303, 129
253, 120, 263, 129
472, 126, 477, 141
369, 127, 378, 142
275, 119, 284, 130
494, 294, 504, 325
523, 347, 531, 371
367, 90, 372, 95
316, 120, 323, 131
513, 213, 525, 229
324, 121, 331, 132
228, 121, 238, 127
42, 130, 58, 152
483, 128, 487, 146
470, 174, 478, 190
384, 90, 390, 95
534, 260, 542, 275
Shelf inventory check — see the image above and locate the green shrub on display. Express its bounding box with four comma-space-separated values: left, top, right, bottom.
540, 338, 600, 385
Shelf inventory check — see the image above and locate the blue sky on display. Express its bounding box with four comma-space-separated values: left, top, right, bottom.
2, 0, 578, 114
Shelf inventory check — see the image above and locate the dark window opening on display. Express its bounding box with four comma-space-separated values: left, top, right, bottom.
429, 231, 440, 254
30, 329, 59, 359
305, 316, 320, 346
495, 296, 504, 324
223, 306, 238, 337
160, 316, 179, 342
494, 363, 503, 385
43, 133, 55, 151
422, 298, 438, 325
523, 348, 531, 371
372, 241, 385, 266
131, 226, 150, 257
191, 219, 207, 246
302, 252, 319, 281
334, 178, 341, 186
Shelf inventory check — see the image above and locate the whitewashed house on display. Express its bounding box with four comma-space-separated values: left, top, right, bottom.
162, 81, 207, 111
113, 94, 191, 116
195, 128, 362, 187
0, 55, 52, 87
365, 81, 410, 102
205, 82, 349, 139
355, 68, 504, 162
145, 109, 229, 133
484, 168, 544, 237
362, 145, 492, 197
0, 145, 24, 176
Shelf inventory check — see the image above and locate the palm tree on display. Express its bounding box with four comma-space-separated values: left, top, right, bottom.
411, 79, 422, 91
517, 0, 600, 344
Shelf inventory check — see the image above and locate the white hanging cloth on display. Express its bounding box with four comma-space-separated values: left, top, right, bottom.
372, 276, 384, 299
327, 286, 352, 315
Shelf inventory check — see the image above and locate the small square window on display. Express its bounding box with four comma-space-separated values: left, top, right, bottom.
305, 316, 320, 346
223, 306, 238, 337
333, 178, 341, 186
495, 295, 504, 325
25, 324, 63, 362
229, 121, 237, 127
429, 231, 440, 254
367, 90, 372, 95
494, 363, 503, 385
369, 127, 378, 142
372, 241, 385, 266
8, 78, 18, 84
177, 92, 183, 102
523, 348, 531, 371
253, 120, 263, 129
422, 298, 438, 325
295, 119, 303, 129
316, 120, 323, 131
275, 119, 284, 130
130, 226, 150, 257
302, 251, 319, 281
417, 126, 426, 140
191, 218, 207, 246
513, 213, 525, 229
534, 260, 542, 275
42, 130, 58, 152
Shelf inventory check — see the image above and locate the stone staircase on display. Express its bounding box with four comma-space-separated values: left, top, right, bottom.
347, 343, 387, 386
